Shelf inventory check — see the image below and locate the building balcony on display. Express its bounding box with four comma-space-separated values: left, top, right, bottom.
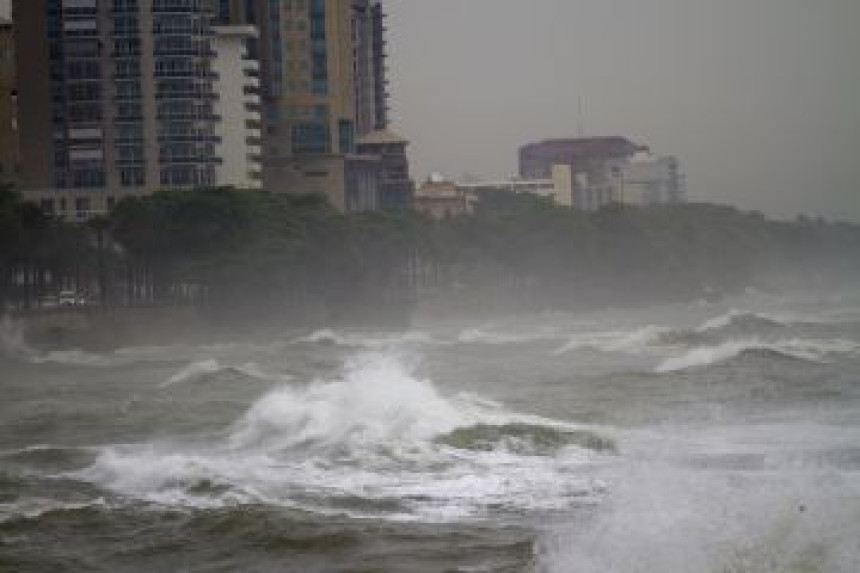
153, 49, 216, 57
159, 156, 222, 165
158, 133, 220, 143
156, 113, 219, 121
156, 92, 218, 101
115, 157, 146, 166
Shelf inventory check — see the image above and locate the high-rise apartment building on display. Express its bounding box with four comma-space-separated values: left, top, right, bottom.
222, 0, 408, 211
14, 0, 261, 219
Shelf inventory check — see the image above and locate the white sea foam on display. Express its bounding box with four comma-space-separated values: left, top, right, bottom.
77, 352, 610, 520
537, 462, 860, 573
656, 338, 860, 373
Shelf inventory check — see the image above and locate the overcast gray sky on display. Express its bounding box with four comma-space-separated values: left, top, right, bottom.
385, 0, 860, 222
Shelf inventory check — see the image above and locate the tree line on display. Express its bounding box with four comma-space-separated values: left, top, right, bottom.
2, 184, 858, 319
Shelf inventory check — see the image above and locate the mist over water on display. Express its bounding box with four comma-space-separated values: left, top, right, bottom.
1, 290, 860, 571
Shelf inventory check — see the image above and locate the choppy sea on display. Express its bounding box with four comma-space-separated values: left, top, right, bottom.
1, 290, 859, 572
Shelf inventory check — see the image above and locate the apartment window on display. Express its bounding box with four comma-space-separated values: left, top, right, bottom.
67, 61, 101, 80
115, 60, 141, 78
160, 166, 200, 187
116, 102, 143, 120
120, 168, 145, 187
115, 81, 142, 100
113, 16, 140, 36
115, 124, 143, 141
71, 169, 105, 188
338, 119, 355, 154
67, 83, 101, 102
113, 0, 139, 11
75, 197, 90, 218
68, 104, 102, 122
39, 199, 56, 214
114, 39, 141, 56
117, 145, 145, 163
291, 121, 329, 154
65, 39, 100, 58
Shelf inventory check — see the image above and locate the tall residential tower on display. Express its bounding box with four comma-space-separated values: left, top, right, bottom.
230, 0, 410, 211
14, 0, 260, 219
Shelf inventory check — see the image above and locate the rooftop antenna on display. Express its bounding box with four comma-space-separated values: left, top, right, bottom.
577, 96, 585, 138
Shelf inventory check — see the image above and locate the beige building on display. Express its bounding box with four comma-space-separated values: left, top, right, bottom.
212, 25, 262, 189
415, 175, 475, 220
0, 16, 18, 186
223, 0, 401, 211
253, 0, 359, 192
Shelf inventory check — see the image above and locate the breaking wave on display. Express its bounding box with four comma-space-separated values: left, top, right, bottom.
75, 352, 611, 520
656, 338, 859, 373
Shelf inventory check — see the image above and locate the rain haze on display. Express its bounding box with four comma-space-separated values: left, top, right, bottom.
386, 0, 860, 222
3, 1, 860, 572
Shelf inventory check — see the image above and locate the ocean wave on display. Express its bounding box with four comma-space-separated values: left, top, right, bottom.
553, 325, 708, 356
0, 498, 109, 525
75, 352, 611, 521
437, 423, 616, 456
457, 326, 560, 345
295, 329, 434, 349
158, 360, 286, 389
694, 307, 856, 333
656, 338, 859, 373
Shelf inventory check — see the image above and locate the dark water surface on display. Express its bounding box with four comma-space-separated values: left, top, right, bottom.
2, 291, 859, 572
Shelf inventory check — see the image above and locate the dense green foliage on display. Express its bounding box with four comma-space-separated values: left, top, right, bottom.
2, 186, 859, 317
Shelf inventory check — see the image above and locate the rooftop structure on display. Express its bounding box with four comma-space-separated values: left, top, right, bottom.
519, 136, 648, 180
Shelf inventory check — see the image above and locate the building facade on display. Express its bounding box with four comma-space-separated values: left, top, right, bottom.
623, 154, 685, 205
0, 16, 18, 186
14, 0, 263, 219
415, 174, 474, 220
212, 24, 262, 188
356, 127, 413, 210
519, 137, 685, 211
223, 0, 405, 211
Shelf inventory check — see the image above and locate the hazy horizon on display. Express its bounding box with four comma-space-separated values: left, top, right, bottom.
385, 0, 860, 222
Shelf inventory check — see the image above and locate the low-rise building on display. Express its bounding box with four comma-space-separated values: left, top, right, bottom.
622, 154, 685, 205
356, 128, 414, 210
415, 174, 474, 220
457, 178, 565, 205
